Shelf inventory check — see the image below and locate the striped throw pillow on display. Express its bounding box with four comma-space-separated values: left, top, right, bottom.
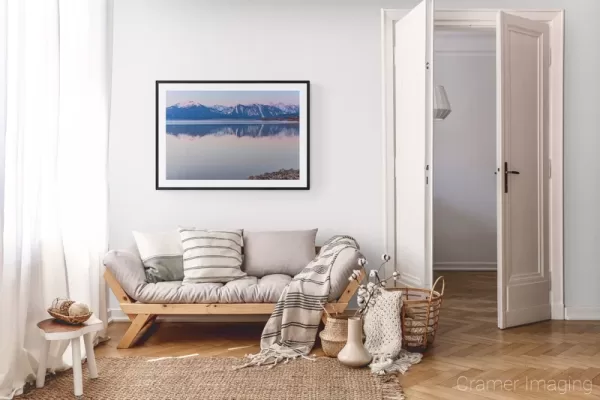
179, 228, 246, 284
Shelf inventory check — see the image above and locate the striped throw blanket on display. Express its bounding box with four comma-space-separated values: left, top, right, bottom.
238, 235, 360, 368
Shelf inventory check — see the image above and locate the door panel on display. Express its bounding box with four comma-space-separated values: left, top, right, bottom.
394, 0, 434, 288
497, 12, 550, 328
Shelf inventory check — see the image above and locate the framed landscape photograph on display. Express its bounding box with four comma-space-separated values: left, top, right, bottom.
156, 80, 309, 189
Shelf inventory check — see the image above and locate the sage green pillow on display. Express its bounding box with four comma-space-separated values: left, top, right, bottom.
133, 230, 184, 282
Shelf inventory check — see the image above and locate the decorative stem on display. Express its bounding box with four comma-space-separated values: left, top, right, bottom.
350, 254, 393, 316
320, 302, 331, 319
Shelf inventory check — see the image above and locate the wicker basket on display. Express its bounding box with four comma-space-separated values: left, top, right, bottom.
47, 308, 92, 325
386, 276, 445, 353
319, 315, 349, 357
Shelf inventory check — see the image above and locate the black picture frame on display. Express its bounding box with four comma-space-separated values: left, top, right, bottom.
155, 80, 310, 190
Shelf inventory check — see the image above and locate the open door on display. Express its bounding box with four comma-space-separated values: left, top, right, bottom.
497, 12, 551, 328
394, 0, 434, 289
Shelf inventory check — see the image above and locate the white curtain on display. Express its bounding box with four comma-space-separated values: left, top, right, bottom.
0, 1, 112, 398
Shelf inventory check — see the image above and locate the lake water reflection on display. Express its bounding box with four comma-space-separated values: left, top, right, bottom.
166, 121, 300, 180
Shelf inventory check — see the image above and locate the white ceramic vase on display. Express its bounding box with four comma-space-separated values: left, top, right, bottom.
337, 316, 372, 368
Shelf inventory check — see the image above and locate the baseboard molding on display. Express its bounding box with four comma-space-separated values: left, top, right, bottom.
551, 303, 565, 320
434, 262, 497, 271
397, 272, 423, 288
108, 308, 127, 323
565, 306, 600, 321
107, 308, 115, 324
108, 308, 270, 323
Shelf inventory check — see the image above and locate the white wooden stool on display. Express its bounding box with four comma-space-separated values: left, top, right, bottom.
36, 316, 104, 397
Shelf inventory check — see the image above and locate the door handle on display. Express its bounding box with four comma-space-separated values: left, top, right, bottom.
504, 162, 520, 193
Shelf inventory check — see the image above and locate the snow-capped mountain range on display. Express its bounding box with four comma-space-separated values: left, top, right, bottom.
166, 101, 300, 120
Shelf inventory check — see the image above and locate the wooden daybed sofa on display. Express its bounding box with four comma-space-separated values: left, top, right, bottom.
103, 247, 364, 349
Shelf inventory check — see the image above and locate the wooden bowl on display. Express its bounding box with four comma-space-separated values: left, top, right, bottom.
47, 308, 92, 325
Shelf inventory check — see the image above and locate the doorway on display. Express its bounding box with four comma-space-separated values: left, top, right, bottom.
432, 28, 498, 318
381, 7, 564, 329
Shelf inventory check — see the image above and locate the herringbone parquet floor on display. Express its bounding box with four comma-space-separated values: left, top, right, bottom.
97, 272, 600, 399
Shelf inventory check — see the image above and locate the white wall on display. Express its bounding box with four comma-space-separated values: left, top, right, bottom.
110, 0, 600, 316
108, 0, 399, 311
433, 31, 497, 270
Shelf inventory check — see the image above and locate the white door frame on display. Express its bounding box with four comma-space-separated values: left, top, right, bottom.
381, 9, 565, 320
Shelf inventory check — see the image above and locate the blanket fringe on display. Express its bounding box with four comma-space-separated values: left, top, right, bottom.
234, 344, 315, 370
370, 350, 423, 376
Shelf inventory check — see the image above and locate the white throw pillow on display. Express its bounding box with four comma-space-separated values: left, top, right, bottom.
179, 228, 246, 284
132, 230, 184, 282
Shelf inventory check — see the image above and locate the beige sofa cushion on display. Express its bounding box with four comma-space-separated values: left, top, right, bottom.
242, 229, 317, 277
131, 274, 291, 304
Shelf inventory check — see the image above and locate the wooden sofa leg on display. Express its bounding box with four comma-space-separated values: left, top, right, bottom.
117, 314, 156, 349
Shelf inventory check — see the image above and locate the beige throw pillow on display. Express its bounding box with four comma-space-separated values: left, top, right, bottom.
179, 228, 246, 284
242, 229, 318, 277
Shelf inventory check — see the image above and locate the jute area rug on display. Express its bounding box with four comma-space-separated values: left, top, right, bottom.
21, 357, 405, 400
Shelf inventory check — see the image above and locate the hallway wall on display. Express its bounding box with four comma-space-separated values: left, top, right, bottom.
433, 31, 497, 270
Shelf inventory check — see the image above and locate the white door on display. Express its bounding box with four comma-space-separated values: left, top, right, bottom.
394, 0, 434, 289
497, 12, 551, 329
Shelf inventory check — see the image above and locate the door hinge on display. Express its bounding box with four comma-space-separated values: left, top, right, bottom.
549, 158, 552, 179
549, 48, 552, 66
426, 164, 429, 185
